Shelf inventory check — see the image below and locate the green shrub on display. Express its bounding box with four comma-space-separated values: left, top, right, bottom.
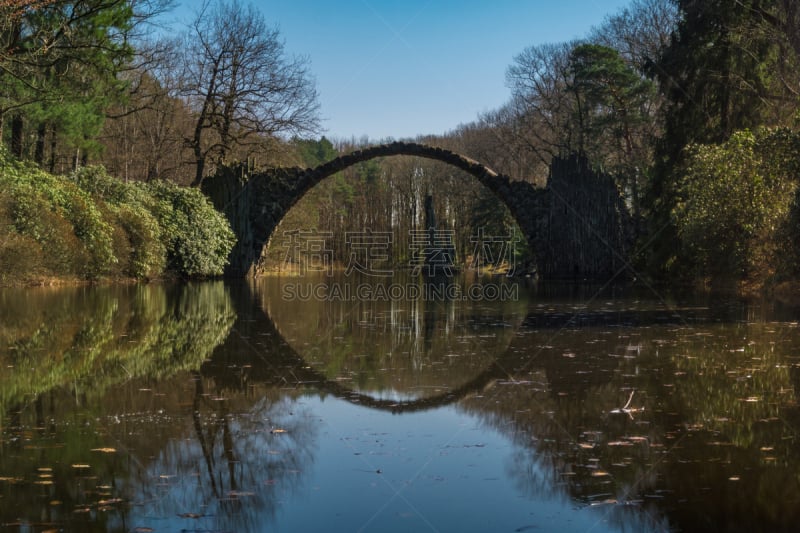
0, 149, 234, 282
0, 196, 45, 283
115, 203, 166, 279
69, 166, 234, 278
673, 129, 798, 283
101, 205, 132, 278
0, 154, 118, 279
145, 181, 235, 277
62, 188, 116, 277
70, 165, 131, 203
780, 189, 800, 279
70, 166, 169, 279
6, 182, 89, 275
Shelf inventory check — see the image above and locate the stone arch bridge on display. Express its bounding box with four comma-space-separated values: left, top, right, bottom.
202, 142, 632, 279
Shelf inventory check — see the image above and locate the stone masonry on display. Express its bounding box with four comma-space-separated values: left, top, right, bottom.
202, 142, 632, 280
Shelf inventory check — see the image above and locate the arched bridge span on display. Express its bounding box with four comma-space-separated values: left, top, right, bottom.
202, 142, 632, 280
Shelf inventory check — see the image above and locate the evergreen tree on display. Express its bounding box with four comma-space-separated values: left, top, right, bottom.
655, 0, 781, 158
0, 1, 159, 163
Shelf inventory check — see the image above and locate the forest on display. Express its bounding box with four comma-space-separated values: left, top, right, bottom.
2, 0, 800, 288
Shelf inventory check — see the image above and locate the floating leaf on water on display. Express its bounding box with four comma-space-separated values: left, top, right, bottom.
729, 476, 741, 481
271, 428, 287, 434
228, 491, 255, 497
589, 499, 618, 506
37, 467, 53, 472
591, 470, 610, 477
71, 464, 90, 469
91, 448, 116, 453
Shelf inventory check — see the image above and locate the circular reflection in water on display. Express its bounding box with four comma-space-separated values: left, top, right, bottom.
256, 272, 528, 403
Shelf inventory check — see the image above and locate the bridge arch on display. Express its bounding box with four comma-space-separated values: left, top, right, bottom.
202, 142, 631, 279
279, 142, 543, 233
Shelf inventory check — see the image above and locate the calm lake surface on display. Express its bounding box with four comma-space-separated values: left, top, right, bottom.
2, 275, 800, 532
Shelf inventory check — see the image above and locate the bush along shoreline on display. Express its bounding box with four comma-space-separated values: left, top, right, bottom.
0, 149, 235, 286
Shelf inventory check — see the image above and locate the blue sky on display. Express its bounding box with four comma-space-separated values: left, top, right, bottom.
166, 1, 632, 141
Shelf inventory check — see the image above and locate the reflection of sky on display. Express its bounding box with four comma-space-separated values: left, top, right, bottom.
120, 394, 631, 532
119, 396, 317, 533
269, 397, 633, 532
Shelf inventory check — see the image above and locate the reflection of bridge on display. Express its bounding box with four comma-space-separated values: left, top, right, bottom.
202, 283, 712, 414
203, 283, 511, 413
203, 143, 632, 280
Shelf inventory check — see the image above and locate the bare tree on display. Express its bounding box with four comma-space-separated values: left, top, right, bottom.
505, 41, 581, 166
589, 0, 679, 73
179, 0, 320, 187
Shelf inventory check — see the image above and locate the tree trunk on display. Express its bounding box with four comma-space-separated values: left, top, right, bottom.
11, 114, 24, 158
35, 122, 46, 165
49, 124, 57, 173
192, 155, 205, 187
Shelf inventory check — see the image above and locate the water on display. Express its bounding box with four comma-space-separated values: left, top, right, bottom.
2, 276, 800, 532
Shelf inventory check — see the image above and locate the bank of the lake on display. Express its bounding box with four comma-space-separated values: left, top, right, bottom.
0, 149, 235, 288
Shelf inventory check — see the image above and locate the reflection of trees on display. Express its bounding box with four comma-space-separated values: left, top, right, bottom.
204, 280, 520, 413
6, 281, 800, 531
120, 377, 318, 533
219, 287, 800, 531
259, 274, 527, 400
0, 281, 324, 532
0, 282, 236, 415
458, 304, 800, 532
0, 282, 237, 530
